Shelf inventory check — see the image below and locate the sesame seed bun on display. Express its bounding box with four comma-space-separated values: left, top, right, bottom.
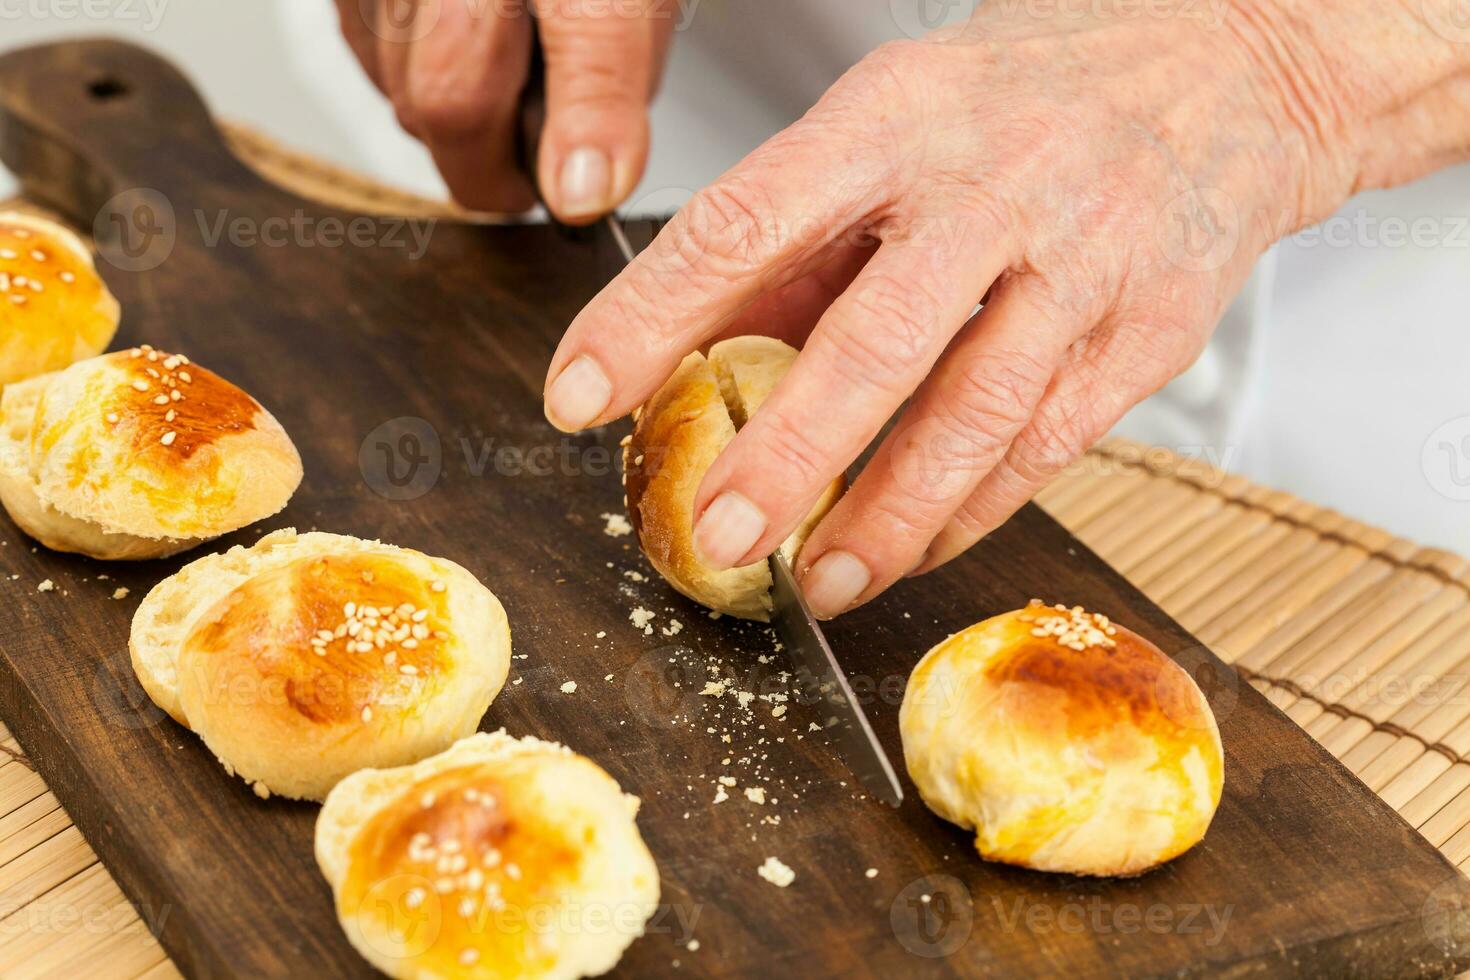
0, 211, 120, 387
316, 731, 659, 980
129, 529, 512, 801
623, 336, 843, 620
899, 602, 1224, 877
0, 347, 302, 560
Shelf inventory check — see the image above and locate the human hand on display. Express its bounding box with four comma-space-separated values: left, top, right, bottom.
335, 0, 673, 220
544, 0, 1466, 617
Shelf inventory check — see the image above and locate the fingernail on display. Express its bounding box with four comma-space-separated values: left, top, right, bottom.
558, 147, 612, 218
693, 492, 767, 570
544, 355, 612, 432
802, 550, 871, 619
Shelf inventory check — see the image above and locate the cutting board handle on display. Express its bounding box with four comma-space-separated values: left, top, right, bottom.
0, 39, 285, 226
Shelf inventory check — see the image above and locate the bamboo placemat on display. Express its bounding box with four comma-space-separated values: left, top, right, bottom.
2, 123, 1466, 978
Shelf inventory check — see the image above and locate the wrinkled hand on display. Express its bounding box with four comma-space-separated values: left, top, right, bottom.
543, 0, 1462, 617
336, 0, 673, 220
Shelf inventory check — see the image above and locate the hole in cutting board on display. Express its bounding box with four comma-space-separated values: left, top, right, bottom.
87, 77, 130, 101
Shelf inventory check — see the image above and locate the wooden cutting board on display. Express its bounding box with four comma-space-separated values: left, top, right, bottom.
0, 39, 1466, 979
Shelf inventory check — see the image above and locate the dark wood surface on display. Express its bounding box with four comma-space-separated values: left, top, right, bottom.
0, 39, 1467, 979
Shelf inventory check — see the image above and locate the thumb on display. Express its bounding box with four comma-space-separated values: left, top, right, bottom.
533, 0, 670, 223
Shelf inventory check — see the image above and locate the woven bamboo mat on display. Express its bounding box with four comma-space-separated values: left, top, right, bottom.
2, 123, 1467, 977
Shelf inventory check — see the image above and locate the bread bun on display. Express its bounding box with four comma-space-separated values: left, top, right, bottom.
0, 211, 120, 387
317, 731, 659, 980
900, 601, 1223, 877
624, 336, 842, 620
130, 529, 512, 801
0, 346, 301, 559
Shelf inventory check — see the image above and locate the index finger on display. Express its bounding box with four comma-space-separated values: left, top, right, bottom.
541, 124, 893, 433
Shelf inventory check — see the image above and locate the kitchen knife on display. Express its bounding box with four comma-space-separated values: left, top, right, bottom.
517, 24, 903, 807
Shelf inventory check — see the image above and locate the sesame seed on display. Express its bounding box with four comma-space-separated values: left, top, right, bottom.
131, 380, 149, 392
59, 271, 75, 283
459, 950, 480, 966
160, 431, 177, 446
404, 888, 425, 909
0, 249, 14, 259
361, 706, 372, 723
10, 294, 24, 305
165, 409, 176, 422
400, 664, 418, 675
431, 580, 446, 593
105, 412, 119, 424
169, 389, 182, 402
178, 371, 192, 383
152, 394, 169, 406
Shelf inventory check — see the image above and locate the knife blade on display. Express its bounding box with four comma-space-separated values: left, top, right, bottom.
768, 553, 903, 806
517, 21, 902, 807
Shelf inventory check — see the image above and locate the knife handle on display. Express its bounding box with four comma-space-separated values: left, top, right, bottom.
515, 18, 594, 243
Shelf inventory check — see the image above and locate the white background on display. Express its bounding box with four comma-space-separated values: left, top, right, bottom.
2, 0, 1467, 554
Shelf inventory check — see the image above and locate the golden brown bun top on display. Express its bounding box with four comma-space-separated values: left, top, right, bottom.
0, 212, 120, 387
914, 601, 1222, 778
28, 347, 301, 540
340, 753, 595, 977
180, 551, 458, 730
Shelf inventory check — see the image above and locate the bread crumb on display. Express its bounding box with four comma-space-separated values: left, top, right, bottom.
252, 781, 271, 800
744, 787, 765, 805
757, 856, 794, 887
712, 785, 728, 804
36, 579, 53, 593
596, 630, 607, 639
865, 868, 878, 878
630, 606, 656, 631
661, 618, 683, 637
771, 705, 786, 719
601, 513, 633, 537
687, 940, 700, 952
560, 681, 578, 694
111, 587, 130, 600
512, 677, 523, 686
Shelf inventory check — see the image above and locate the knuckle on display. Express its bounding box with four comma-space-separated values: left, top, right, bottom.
405, 72, 509, 136
755, 418, 830, 493
869, 490, 946, 545
826, 274, 939, 393
941, 348, 1051, 437
673, 179, 774, 273
1009, 402, 1097, 488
